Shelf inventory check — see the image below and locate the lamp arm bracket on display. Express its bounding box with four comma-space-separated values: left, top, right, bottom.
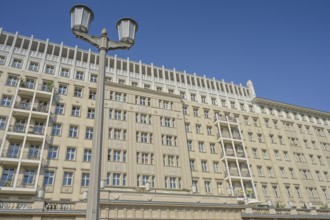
72, 30, 100, 48
107, 40, 133, 50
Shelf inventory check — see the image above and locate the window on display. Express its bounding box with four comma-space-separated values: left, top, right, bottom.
45, 65, 55, 74
252, 149, 258, 158
85, 128, 93, 139
55, 104, 64, 114
71, 106, 81, 117
286, 186, 292, 197
210, 143, 216, 154
63, 172, 73, 186
262, 185, 269, 196
107, 173, 127, 186
23, 170, 35, 185
75, 71, 84, 80
183, 106, 188, 115
27, 146, 39, 159
69, 125, 79, 138
279, 167, 286, 177
48, 146, 58, 159
43, 171, 55, 186
0, 55, 6, 65
83, 149, 92, 162
201, 96, 206, 103
289, 168, 296, 178
29, 62, 39, 71
89, 90, 96, 100
193, 108, 199, 117
135, 96, 150, 106
66, 148, 76, 160
6, 75, 18, 86
190, 160, 196, 171
267, 167, 274, 177
12, 58, 22, 68
58, 84, 68, 95
211, 98, 217, 105
191, 93, 196, 101
207, 126, 212, 135
0, 116, 7, 129
90, 74, 97, 82
87, 108, 95, 119
196, 124, 202, 134
1, 96, 12, 107
274, 150, 280, 160
257, 166, 264, 176
204, 109, 209, 118
198, 142, 205, 152
272, 185, 279, 197
74, 87, 83, 97
295, 186, 302, 198
51, 124, 62, 136
60, 68, 70, 77
201, 160, 208, 172
81, 173, 90, 187
184, 123, 191, 132
205, 181, 212, 193
283, 151, 290, 161
213, 162, 220, 173
187, 140, 193, 151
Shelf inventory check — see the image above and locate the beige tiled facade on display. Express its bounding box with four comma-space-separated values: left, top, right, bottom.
0, 29, 330, 219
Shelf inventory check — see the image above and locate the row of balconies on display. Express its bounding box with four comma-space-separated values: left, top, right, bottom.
224, 169, 251, 178
1, 147, 41, 160
14, 101, 50, 113
7, 124, 45, 135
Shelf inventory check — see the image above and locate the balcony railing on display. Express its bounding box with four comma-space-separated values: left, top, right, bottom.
16, 178, 35, 188
0, 179, 14, 187
22, 151, 40, 160
0, 201, 33, 210
32, 104, 49, 113
44, 201, 76, 211
28, 126, 45, 135
19, 82, 35, 89
2, 150, 21, 159
8, 124, 26, 133
37, 84, 53, 93
14, 102, 31, 110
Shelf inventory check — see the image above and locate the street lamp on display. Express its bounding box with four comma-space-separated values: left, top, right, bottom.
70, 5, 138, 220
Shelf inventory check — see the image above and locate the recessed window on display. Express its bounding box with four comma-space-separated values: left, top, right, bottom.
1, 96, 12, 107
60, 68, 70, 77
29, 62, 39, 71
0, 56, 6, 65
48, 146, 58, 159
58, 84, 68, 95
63, 172, 73, 186
11, 58, 22, 68
6, 75, 18, 87
74, 87, 83, 97
66, 148, 76, 160
45, 65, 55, 74
90, 74, 97, 82
75, 71, 84, 80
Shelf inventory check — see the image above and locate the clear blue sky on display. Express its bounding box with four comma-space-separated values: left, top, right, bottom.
1, 0, 329, 111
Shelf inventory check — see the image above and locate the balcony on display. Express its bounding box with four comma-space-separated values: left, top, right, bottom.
27, 126, 45, 135
8, 124, 26, 133
16, 179, 35, 188
240, 170, 251, 177
14, 102, 31, 111
19, 82, 35, 90
0, 179, 14, 187
1, 150, 21, 159
21, 151, 40, 160
32, 104, 49, 113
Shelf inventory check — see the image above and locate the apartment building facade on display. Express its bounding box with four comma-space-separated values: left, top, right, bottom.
0, 29, 330, 219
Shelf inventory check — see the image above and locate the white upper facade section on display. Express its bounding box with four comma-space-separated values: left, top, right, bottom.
0, 28, 255, 102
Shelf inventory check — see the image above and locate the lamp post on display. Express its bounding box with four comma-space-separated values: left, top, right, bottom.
70, 5, 138, 220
